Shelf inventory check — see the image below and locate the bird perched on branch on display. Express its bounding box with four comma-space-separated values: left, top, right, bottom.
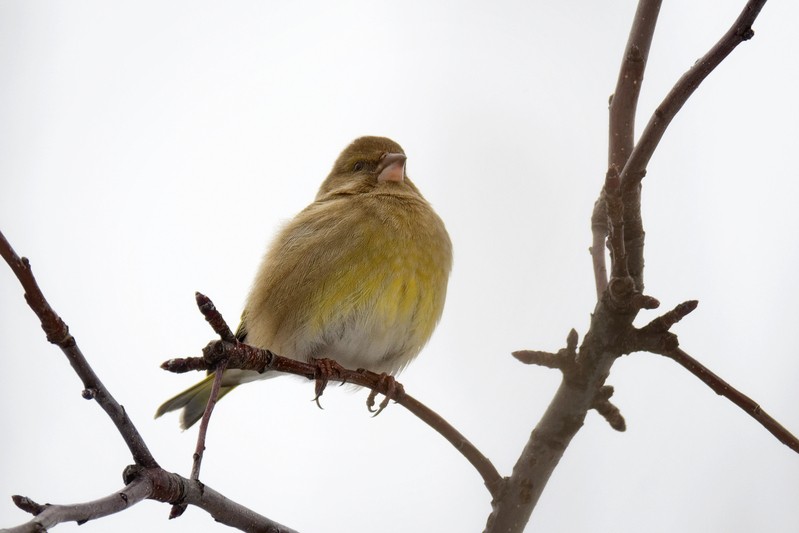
156, 136, 452, 429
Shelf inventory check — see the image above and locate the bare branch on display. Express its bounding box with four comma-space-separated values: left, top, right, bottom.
608, 0, 662, 169
0, 229, 157, 469
661, 348, 799, 454
1, 230, 301, 531
590, 199, 610, 299
626, 301, 799, 452
6, 467, 300, 533
608, 0, 661, 294
170, 358, 230, 519
593, 0, 663, 297
490, 1, 775, 531
620, 0, 768, 193
6, 478, 151, 532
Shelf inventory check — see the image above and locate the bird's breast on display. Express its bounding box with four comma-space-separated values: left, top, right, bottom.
244, 194, 452, 375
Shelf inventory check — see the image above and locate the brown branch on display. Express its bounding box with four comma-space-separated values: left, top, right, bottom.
619, 0, 768, 194
0, 229, 157, 469
196, 291, 237, 343
6, 477, 152, 532
611, 0, 663, 293
514, 331, 625, 433
590, 198, 610, 299
631, 302, 799, 452
489, 1, 774, 531
595, 0, 663, 297
130, 467, 300, 533
191, 360, 228, 482
7, 467, 300, 533
0, 230, 301, 531
486, 302, 635, 533
162, 298, 503, 497
604, 166, 628, 281
512, 329, 579, 375
608, 0, 662, 170
170, 357, 230, 519
662, 348, 799, 454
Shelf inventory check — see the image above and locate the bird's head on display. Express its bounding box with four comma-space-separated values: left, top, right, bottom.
316, 136, 421, 200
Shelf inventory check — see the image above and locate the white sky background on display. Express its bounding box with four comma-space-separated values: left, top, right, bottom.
1, 1, 798, 532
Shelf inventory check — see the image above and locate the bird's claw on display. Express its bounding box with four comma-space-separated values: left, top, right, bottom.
366, 373, 404, 417
311, 357, 341, 409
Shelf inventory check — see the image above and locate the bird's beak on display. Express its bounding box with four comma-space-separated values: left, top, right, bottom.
376, 153, 407, 183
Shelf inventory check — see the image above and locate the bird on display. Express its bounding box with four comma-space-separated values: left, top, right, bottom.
156, 136, 452, 429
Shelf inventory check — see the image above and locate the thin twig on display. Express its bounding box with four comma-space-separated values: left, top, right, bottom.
169, 359, 230, 519
0, 229, 158, 469
663, 347, 799, 453
619, 0, 768, 193
608, 0, 662, 170
192, 359, 228, 481
398, 394, 503, 496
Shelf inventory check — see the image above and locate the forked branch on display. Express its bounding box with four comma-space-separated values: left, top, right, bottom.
0, 230, 297, 532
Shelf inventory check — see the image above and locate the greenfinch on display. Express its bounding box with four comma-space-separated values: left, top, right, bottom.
156, 136, 452, 428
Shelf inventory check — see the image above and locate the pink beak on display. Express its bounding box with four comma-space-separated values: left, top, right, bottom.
376, 153, 407, 183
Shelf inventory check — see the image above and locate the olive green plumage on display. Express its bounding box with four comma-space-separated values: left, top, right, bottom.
156, 136, 452, 429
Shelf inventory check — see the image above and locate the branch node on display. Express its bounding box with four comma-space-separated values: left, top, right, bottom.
512, 349, 561, 369
642, 299, 698, 334
161, 356, 209, 373
512, 329, 580, 378
632, 293, 660, 310
592, 385, 626, 432
566, 328, 579, 352
12, 494, 46, 516
195, 291, 236, 343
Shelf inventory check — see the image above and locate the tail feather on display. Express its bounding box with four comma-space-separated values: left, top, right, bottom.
155, 373, 237, 429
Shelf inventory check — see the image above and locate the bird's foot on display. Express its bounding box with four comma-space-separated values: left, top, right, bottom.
365, 372, 404, 417
310, 357, 344, 409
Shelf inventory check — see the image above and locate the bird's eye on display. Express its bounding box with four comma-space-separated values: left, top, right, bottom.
352, 161, 364, 172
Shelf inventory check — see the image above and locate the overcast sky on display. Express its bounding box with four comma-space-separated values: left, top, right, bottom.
2, 2, 798, 532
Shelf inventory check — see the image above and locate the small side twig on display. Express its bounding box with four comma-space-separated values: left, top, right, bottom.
514, 330, 625, 432
627, 300, 799, 452
513, 328, 579, 377
592, 386, 625, 432
169, 293, 237, 518
191, 360, 228, 480
662, 347, 799, 454
196, 292, 237, 343
170, 358, 229, 519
